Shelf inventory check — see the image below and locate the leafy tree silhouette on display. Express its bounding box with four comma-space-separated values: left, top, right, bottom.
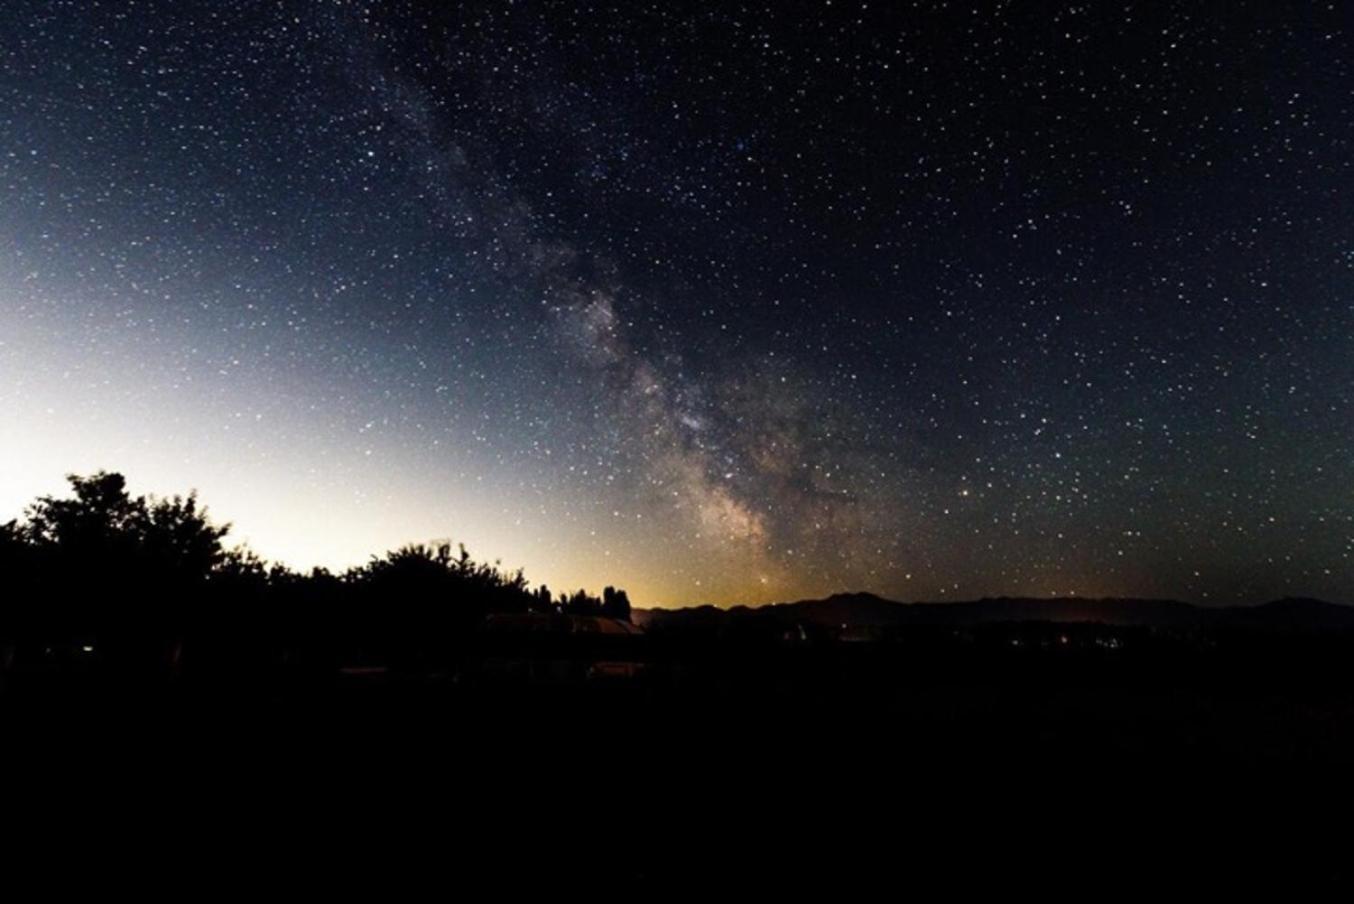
3, 472, 233, 680
602, 586, 632, 622
0, 471, 637, 689
20, 471, 229, 581
562, 588, 601, 616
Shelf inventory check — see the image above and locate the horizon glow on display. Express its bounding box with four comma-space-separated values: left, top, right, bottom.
3, 2, 1351, 607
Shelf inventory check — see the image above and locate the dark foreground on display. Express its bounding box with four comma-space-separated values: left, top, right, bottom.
5, 627, 1353, 893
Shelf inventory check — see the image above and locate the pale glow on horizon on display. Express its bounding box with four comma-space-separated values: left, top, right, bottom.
5, 275, 1322, 609
0, 298, 655, 599
0, 288, 858, 607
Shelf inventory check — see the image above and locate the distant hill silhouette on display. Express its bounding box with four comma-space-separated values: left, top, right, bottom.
6, 470, 1353, 696
635, 593, 1354, 633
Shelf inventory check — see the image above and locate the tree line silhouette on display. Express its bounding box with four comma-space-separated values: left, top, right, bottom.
0, 471, 631, 684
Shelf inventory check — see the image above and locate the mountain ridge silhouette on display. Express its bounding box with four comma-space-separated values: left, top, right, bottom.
634, 592, 1354, 631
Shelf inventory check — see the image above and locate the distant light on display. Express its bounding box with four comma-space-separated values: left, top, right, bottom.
81, 645, 95, 653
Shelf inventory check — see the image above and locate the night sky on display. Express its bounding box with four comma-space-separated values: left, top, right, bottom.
2, 1, 1351, 606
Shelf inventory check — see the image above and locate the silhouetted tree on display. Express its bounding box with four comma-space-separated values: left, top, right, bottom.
19, 472, 229, 585
602, 586, 632, 622
5, 471, 234, 678
562, 588, 602, 616
0, 470, 638, 687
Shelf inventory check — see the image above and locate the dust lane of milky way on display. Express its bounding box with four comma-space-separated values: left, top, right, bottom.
1, 1, 1351, 606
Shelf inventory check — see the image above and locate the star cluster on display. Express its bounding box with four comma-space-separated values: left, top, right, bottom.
2, 1, 1350, 605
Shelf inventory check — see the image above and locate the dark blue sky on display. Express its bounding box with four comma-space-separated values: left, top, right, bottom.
3, 1, 1350, 605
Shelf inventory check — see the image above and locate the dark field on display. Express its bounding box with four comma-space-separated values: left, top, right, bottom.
5, 624, 1352, 892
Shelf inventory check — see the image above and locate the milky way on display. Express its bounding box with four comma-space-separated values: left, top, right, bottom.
2, 1, 1351, 605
